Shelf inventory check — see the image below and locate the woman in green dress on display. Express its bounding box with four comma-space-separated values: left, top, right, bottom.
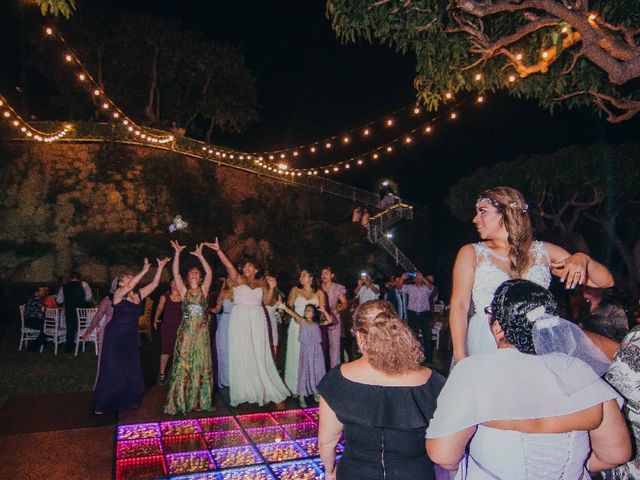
164, 240, 214, 414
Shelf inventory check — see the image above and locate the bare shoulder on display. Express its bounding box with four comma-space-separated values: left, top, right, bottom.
543, 241, 570, 261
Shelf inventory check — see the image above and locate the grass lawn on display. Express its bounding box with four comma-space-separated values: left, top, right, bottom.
0, 320, 97, 407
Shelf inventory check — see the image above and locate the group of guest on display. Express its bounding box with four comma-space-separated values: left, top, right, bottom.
22, 271, 93, 353
318, 186, 637, 479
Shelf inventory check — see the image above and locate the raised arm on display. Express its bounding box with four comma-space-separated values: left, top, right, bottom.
287, 286, 298, 308
205, 238, 240, 284
191, 243, 213, 297
113, 258, 150, 305
170, 240, 187, 297
317, 304, 333, 326
449, 244, 477, 364
546, 242, 614, 289
263, 276, 277, 306
140, 257, 170, 300
276, 301, 305, 325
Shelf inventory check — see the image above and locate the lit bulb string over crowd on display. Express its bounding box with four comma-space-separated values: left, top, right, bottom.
39, 25, 486, 175
0, 94, 71, 142
44, 26, 175, 145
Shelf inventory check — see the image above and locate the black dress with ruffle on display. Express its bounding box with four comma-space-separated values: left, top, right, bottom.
318, 366, 445, 480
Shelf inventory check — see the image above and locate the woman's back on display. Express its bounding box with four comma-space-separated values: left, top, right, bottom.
464, 425, 590, 480
318, 364, 444, 480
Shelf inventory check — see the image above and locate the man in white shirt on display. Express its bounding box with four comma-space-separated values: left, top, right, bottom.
355, 273, 380, 304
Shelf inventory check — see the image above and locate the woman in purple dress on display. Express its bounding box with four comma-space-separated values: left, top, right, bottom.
278, 301, 332, 407
153, 279, 183, 385
90, 257, 169, 414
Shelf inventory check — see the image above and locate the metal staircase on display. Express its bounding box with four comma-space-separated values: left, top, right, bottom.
367, 203, 417, 271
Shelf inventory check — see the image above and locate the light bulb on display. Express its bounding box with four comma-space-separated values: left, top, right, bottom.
542, 51, 549, 59
363, 128, 370, 136
477, 96, 485, 103
45, 27, 53, 35
345, 164, 350, 169
310, 147, 316, 153
386, 119, 394, 127
65, 54, 73, 62
280, 153, 285, 159
278, 163, 288, 170
516, 53, 524, 61
373, 153, 379, 159
450, 112, 457, 119
102, 103, 109, 109
508, 75, 516, 82
333, 166, 339, 172
93, 89, 100, 96
342, 136, 350, 144
325, 142, 332, 149
445, 92, 453, 99
474, 73, 482, 81
413, 107, 420, 114
269, 155, 274, 160
404, 136, 412, 144
425, 126, 432, 133
386, 146, 393, 152
293, 151, 299, 157
78, 74, 86, 81
357, 159, 363, 165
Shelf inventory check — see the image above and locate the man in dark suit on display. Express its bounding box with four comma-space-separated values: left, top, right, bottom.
57, 271, 91, 353
384, 275, 408, 321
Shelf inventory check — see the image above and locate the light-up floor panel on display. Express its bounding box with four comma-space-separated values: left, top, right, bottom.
115, 408, 341, 479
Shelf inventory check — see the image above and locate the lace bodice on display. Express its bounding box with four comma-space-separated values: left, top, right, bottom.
471, 241, 551, 318
461, 425, 590, 479
232, 284, 263, 306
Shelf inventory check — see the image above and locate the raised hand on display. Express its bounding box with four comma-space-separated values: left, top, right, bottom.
204, 237, 221, 252
190, 243, 204, 258
157, 257, 170, 268
170, 240, 186, 253
551, 252, 589, 289
275, 301, 286, 310
142, 257, 151, 272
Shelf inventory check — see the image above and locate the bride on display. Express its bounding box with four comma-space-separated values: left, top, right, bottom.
205, 239, 289, 406
449, 186, 614, 363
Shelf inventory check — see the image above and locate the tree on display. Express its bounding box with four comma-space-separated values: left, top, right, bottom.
31, 11, 258, 139
446, 143, 640, 300
34, 0, 76, 18
327, 0, 640, 121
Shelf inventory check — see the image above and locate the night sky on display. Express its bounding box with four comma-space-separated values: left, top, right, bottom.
1, 0, 639, 277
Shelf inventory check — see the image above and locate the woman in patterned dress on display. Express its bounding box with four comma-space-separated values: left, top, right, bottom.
606, 324, 640, 479
450, 186, 614, 363
164, 241, 214, 414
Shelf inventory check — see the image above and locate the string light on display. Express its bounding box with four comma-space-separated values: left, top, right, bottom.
386, 119, 394, 127
474, 73, 482, 81
0, 94, 71, 142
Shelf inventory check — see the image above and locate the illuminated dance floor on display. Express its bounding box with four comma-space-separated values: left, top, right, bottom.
115, 407, 343, 479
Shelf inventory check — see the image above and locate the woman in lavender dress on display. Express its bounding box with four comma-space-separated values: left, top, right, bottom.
90, 257, 169, 414
278, 301, 332, 407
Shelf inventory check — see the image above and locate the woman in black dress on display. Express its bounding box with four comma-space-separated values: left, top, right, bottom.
318, 300, 445, 480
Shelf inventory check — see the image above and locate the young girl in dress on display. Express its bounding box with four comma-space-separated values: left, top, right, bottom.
278, 301, 332, 407
164, 241, 214, 414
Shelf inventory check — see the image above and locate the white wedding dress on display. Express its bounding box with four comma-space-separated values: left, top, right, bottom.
228, 285, 290, 406
466, 241, 551, 356
284, 294, 319, 394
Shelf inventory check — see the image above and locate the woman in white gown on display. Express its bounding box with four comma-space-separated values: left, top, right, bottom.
450, 186, 614, 363
205, 239, 289, 406
284, 270, 327, 401
426, 279, 631, 479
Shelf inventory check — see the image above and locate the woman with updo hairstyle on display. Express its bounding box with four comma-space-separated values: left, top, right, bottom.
318, 300, 445, 480
427, 279, 631, 479
450, 186, 614, 363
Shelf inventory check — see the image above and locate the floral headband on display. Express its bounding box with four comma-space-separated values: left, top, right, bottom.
476, 195, 529, 213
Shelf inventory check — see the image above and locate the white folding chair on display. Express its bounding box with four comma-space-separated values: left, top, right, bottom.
18, 304, 40, 351
43, 308, 66, 355
76, 308, 98, 355
431, 321, 443, 351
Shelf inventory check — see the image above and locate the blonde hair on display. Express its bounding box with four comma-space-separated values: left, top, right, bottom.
353, 300, 424, 374
479, 186, 533, 278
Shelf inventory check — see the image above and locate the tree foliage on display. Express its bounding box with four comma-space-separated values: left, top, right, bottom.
446, 143, 640, 298
32, 10, 258, 140
327, 0, 640, 121
34, 0, 76, 19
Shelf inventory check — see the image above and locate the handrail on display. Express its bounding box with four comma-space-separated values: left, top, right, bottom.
1, 121, 427, 214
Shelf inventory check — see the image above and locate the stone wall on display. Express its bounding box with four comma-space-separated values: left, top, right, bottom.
0, 140, 358, 284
